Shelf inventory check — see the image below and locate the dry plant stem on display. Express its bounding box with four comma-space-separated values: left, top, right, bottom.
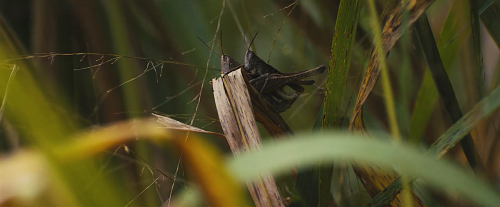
213, 78, 263, 205
366, 1, 410, 206
212, 69, 285, 207
347, 0, 434, 206
349, 0, 434, 126
9, 52, 215, 70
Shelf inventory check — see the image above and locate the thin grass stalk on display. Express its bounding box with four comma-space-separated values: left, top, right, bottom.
365, 1, 412, 206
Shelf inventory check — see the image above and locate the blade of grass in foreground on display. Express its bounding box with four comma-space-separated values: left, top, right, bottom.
228, 132, 500, 207
369, 77, 500, 207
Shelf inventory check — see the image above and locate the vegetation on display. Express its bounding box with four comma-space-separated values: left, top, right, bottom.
1, 0, 500, 206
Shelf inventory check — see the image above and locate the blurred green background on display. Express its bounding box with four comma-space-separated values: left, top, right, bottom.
0, 0, 332, 132
1, 0, 500, 206
0, 0, 332, 205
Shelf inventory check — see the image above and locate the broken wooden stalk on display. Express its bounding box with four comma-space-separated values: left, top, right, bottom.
212, 68, 291, 207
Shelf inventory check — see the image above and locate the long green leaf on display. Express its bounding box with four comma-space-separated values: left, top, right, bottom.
370, 76, 500, 206
409, 0, 500, 145
409, 0, 470, 144
294, 0, 361, 206
228, 133, 500, 207
414, 13, 481, 170
322, 0, 361, 130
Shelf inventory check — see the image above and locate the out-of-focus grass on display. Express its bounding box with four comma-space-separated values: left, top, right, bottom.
2, 0, 500, 206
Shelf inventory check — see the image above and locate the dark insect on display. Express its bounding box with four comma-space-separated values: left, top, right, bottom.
201, 33, 325, 113
242, 33, 326, 112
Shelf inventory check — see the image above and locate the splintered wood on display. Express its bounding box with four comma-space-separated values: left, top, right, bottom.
212, 68, 285, 207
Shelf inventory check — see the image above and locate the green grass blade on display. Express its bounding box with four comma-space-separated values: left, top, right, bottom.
322, 0, 361, 130
368, 75, 500, 207
294, 0, 361, 206
409, 0, 499, 145
409, 0, 470, 144
471, 0, 485, 97
413, 14, 482, 171
428, 86, 500, 158
479, 0, 500, 48
228, 133, 500, 207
